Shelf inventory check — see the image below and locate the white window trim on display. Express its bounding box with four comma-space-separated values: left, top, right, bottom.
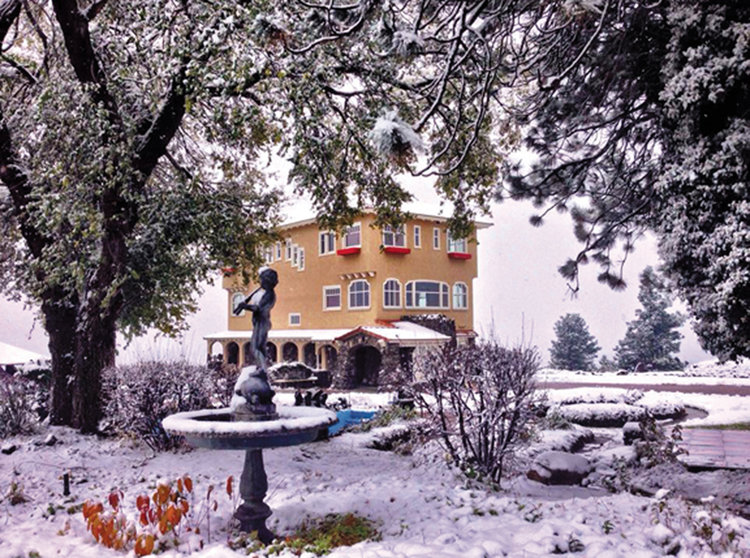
231, 292, 246, 316
285, 239, 292, 261
381, 224, 407, 248
382, 278, 402, 309
342, 222, 362, 248
319, 230, 336, 256
292, 244, 299, 267
433, 227, 441, 250
348, 279, 371, 310
275, 242, 282, 261
298, 247, 306, 271
405, 280, 450, 310
452, 282, 469, 310
414, 225, 421, 248
288, 313, 301, 326
322, 285, 342, 311
447, 232, 468, 253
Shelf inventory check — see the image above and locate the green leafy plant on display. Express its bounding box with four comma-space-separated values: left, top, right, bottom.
285, 513, 380, 556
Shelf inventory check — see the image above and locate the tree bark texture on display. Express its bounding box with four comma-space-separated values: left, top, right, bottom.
44, 300, 77, 425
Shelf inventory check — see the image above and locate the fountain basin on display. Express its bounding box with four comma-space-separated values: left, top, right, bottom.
163, 406, 338, 450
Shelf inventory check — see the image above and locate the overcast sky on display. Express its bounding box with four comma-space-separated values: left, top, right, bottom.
0, 187, 711, 367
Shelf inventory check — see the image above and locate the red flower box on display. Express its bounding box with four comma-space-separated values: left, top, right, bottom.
383, 246, 411, 255
447, 252, 471, 260
336, 247, 361, 256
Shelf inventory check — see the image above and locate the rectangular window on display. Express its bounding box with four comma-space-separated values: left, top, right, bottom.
292, 244, 299, 267
285, 239, 292, 261
323, 285, 341, 310
382, 225, 406, 247
298, 248, 305, 271
264, 246, 274, 264
433, 227, 441, 250
289, 313, 301, 326
343, 223, 361, 248
319, 231, 336, 255
414, 225, 421, 248
447, 233, 467, 253
275, 242, 282, 260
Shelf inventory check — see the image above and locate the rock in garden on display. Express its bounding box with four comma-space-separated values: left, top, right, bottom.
44, 434, 58, 446
1, 443, 18, 455
527, 451, 592, 485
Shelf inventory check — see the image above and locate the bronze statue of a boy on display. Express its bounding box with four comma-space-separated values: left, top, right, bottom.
233, 266, 278, 418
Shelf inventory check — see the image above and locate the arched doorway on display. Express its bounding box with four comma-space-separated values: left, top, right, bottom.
353, 345, 381, 387
266, 342, 277, 364
303, 342, 316, 368
243, 342, 253, 365
282, 342, 299, 362
226, 342, 239, 365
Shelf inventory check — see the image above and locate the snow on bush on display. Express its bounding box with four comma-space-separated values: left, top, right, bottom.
550, 387, 643, 406
556, 403, 647, 427
411, 341, 540, 483
0, 375, 39, 437
637, 399, 686, 420
102, 361, 231, 450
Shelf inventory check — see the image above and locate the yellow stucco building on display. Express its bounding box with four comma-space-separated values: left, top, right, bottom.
206, 210, 490, 387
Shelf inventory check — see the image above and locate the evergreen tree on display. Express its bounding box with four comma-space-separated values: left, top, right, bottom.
615, 267, 684, 371
549, 313, 600, 371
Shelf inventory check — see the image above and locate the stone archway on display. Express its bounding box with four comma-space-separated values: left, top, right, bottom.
303, 342, 317, 368
266, 342, 277, 364
352, 345, 382, 387
226, 342, 239, 365
282, 342, 299, 362
320, 345, 338, 370
243, 342, 253, 366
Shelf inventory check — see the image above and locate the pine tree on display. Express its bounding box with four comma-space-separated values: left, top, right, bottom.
615, 267, 685, 371
549, 313, 600, 371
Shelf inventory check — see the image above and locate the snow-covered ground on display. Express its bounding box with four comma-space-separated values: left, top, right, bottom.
1, 379, 749, 558
539, 357, 750, 385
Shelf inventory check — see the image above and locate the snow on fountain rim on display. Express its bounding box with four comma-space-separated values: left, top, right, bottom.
162, 406, 337, 438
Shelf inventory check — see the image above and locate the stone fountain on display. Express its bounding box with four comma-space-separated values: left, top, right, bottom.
163, 268, 337, 543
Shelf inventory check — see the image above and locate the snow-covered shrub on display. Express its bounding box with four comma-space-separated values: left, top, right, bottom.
411, 340, 540, 483
554, 388, 643, 406
636, 399, 685, 420
634, 417, 685, 467
556, 403, 646, 427
102, 361, 226, 450
0, 375, 39, 437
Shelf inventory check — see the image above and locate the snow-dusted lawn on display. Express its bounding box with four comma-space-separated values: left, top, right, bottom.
2, 377, 749, 558
0, 426, 747, 557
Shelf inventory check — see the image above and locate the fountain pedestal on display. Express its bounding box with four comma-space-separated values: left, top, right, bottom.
235, 449, 274, 543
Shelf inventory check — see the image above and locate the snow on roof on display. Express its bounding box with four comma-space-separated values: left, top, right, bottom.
0, 341, 49, 366
279, 202, 492, 230
205, 321, 449, 345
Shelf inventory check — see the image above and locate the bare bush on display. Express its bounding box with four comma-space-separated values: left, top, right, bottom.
411, 341, 540, 483
102, 361, 231, 450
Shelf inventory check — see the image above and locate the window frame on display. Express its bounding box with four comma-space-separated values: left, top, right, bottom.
381, 225, 407, 248
447, 232, 468, 254
292, 244, 299, 267
288, 313, 301, 326
413, 225, 421, 248
433, 227, 441, 250
322, 285, 342, 311
348, 279, 371, 310
319, 230, 336, 255
452, 282, 468, 309
275, 241, 282, 261
285, 239, 292, 261
298, 247, 305, 271
342, 222, 362, 248
405, 280, 450, 309
382, 278, 402, 309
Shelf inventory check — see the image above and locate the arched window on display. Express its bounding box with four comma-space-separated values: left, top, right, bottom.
405, 281, 449, 309
453, 283, 468, 309
383, 279, 401, 308
349, 280, 370, 309
231, 292, 246, 315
